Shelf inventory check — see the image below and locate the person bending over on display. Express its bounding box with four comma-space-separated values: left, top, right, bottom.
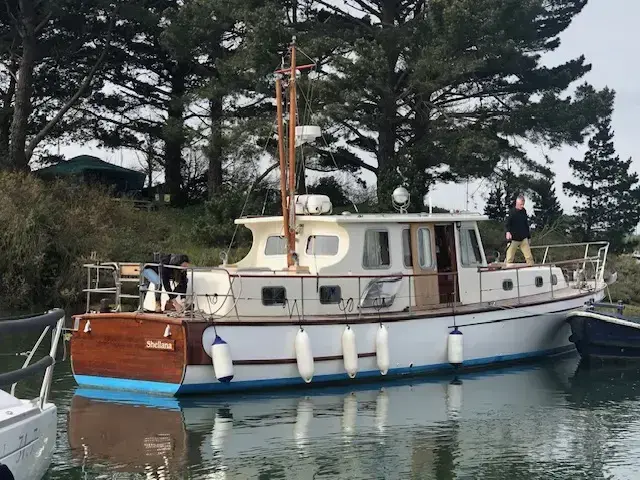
505, 194, 534, 266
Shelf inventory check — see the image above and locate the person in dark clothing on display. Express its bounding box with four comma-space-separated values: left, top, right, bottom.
142, 253, 190, 311
505, 194, 534, 265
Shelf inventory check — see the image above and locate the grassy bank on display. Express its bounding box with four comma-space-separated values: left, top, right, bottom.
0, 173, 246, 310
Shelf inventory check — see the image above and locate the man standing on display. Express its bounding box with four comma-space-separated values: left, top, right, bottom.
505, 194, 534, 266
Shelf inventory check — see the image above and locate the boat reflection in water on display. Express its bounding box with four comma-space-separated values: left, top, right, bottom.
67, 357, 640, 479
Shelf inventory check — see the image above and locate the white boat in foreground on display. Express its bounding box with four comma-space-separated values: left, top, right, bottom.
0, 309, 65, 480
68, 40, 613, 396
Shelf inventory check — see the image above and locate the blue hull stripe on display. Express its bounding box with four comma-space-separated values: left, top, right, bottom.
73, 344, 575, 396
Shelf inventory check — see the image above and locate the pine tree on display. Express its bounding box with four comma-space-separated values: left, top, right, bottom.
308, 0, 612, 208
563, 112, 640, 251
484, 184, 506, 221
530, 172, 563, 229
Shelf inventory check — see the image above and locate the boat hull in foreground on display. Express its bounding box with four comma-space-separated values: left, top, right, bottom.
0, 395, 58, 480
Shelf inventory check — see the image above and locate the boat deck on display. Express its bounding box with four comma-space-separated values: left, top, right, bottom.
76, 281, 598, 326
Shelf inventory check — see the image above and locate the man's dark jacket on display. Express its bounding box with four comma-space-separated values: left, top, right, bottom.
505, 208, 530, 242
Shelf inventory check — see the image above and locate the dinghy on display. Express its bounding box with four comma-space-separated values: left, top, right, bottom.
567, 300, 640, 361
0, 309, 65, 480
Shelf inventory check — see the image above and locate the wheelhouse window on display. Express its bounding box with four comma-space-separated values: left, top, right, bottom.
306, 235, 339, 256
402, 229, 412, 268
459, 228, 482, 266
359, 276, 402, 308
319, 286, 341, 304
417, 227, 433, 268
262, 286, 286, 306
363, 229, 390, 269
265, 236, 287, 255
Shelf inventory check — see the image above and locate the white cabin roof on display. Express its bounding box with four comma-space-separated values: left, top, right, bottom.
235, 212, 489, 225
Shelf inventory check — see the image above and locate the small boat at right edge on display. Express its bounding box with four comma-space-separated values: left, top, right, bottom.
566, 293, 640, 361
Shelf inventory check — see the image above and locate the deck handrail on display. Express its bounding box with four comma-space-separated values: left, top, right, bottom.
80, 240, 610, 318
0, 308, 65, 408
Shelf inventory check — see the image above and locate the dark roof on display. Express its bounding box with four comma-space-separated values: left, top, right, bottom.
34, 155, 145, 191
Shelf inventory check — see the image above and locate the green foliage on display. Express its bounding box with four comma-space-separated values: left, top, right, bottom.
528, 169, 563, 230
309, 0, 612, 207
484, 184, 507, 222
0, 172, 241, 309
608, 255, 640, 306
563, 111, 640, 252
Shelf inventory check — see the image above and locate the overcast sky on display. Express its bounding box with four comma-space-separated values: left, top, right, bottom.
429, 0, 640, 214
56, 0, 637, 216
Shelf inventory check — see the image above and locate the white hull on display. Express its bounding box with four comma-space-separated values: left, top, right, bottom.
0, 399, 57, 480
176, 290, 601, 394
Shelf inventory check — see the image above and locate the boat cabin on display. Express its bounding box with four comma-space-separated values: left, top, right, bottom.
174, 195, 572, 319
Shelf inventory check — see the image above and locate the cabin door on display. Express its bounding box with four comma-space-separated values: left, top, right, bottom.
434, 224, 459, 303
410, 224, 439, 308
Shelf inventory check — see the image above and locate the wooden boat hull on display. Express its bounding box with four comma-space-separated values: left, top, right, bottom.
567, 309, 640, 360
70, 289, 604, 396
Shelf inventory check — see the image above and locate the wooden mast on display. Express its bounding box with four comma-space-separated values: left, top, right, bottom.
275, 75, 289, 263
286, 38, 298, 268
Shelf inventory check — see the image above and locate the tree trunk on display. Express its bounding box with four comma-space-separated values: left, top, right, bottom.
164, 63, 187, 206
207, 97, 223, 199
375, 3, 400, 209
0, 73, 16, 169
10, 0, 37, 171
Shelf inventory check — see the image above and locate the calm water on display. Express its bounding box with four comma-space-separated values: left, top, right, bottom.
4, 331, 640, 479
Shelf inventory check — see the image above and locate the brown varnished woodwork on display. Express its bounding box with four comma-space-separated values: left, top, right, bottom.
70, 313, 186, 384
410, 223, 440, 307
67, 395, 187, 473
184, 321, 210, 366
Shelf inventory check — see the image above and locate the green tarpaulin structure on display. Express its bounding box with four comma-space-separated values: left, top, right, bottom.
34, 155, 145, 194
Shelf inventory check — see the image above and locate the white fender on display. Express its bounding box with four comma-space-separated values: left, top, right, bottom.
446, 379, 463, 420
295, 328, 314, 383
342, 325, 358, 378
211, 411, 233, 451
375, 324, 390, 375
211, 335, 234, 382
375, 388, 389, 433
160, 289, 170, 311
447, 328, 463, 365
342, 392, 357, 437
294, 397, 313, 448
143, 282, 156, 311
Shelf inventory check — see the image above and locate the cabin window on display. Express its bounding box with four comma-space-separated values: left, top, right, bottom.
262, 286, 287, 306
551, 274, 558, 286
535, 276, 543, 288
417, 227, 434, 268
306, 235, 339, 256
402, 229, 412, 268
359, 276, 402, 308
503, 279, 514, 291
459, 228, 482, 266
265, 236, 287, 255
319, 286, 341, 304
363, 229, 390, 269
